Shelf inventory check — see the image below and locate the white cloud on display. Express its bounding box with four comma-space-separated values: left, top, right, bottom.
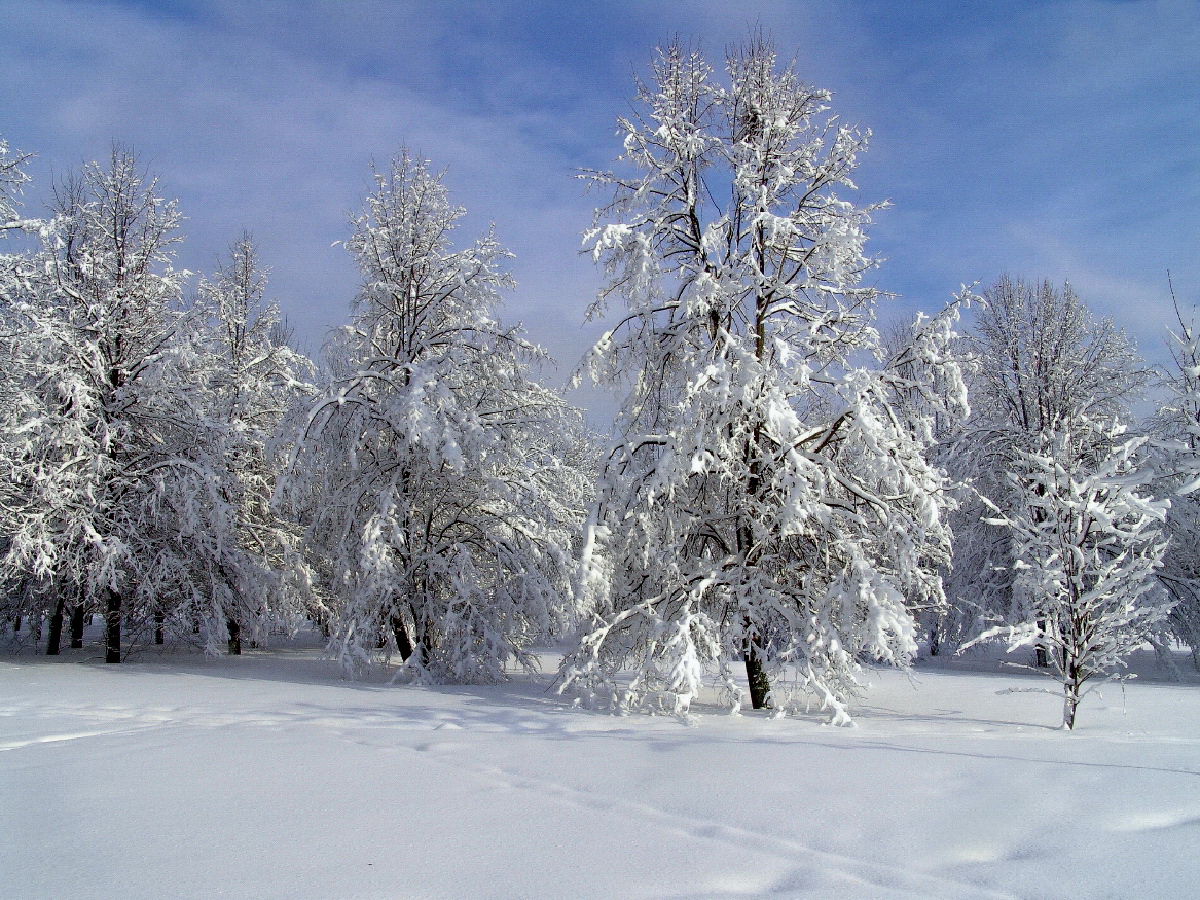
2, 0, 1196, 420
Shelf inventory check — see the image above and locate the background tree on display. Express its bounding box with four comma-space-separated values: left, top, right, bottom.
965, 430, 1172, 729
0, 137, 32, 232
192, 233, 317, 654
1151, 287, 1200, 667
0, 147, 237, 660
944, 276, 1150, 657
559, 38, 968, 721
286, 151, 588, 682
879, 318, 978, 657
0, 136, 35, 637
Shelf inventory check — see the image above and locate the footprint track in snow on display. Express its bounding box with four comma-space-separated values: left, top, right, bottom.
403, 742, 1020, 900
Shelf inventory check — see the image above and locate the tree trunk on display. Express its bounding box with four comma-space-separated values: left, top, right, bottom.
154, 610, 165, 645
391, 613, 414, 661
45, 596, 66, 656
1062, 657, 1082, 729
70, 602, 85, 649
105, 588, 121, 663
1063, 684, 1079, 730
227, 618, 242, 655
412, 603, 433, 669
743, 617, 773, 710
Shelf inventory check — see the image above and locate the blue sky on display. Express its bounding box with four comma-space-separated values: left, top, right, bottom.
1, 0, 1196, 421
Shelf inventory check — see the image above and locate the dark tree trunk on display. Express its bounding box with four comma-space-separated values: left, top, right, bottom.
70, 602, 85, 649
416, 613, 434, 669
46, 596, 66, 656
743, 618, 772, 710
737, 515, 772, 709
391, 613, 414, 661
312, 612, 330, 639
154, 610, 164, 645
227, 618, 242, 655
1063, 677, 1080, 730
740, 237, 776, 712
105, 588, 121, 663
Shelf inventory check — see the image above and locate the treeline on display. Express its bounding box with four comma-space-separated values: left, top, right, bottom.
1, 37, 1195, 729
0, 145, 592, 681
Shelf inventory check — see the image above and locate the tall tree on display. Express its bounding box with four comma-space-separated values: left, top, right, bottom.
286, 151, 588, 682
0, 148, 219, 661
559, 39, 967, 721
0, 137, 35, 636
193, 234, 317, 654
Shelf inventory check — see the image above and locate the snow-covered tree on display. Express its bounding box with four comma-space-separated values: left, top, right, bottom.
878, 318, 980, 657
558, 38, 968, 722
286, 151, 588, 682
945, 276, 1149, 655
0, 148, 244, 661
0, 138, 35, 634
1151, 290, 1200, 666
192, 234, 317, 653
965, 430, 1172, 729
0, 138, 33, 233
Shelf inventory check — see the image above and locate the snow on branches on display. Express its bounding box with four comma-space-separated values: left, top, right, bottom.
947, 277, 1150, 631
559, 38, 969, 722
191, 234, 318, 653
285, 151, 589, 683
965, 431, 1172, 729
0, 148, 201, 659
0, 149, 313, 660
1151, 293, 1200, 664
0, 137, 33, 232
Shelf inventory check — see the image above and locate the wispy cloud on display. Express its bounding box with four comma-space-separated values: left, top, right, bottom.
1, 0, 1195, 420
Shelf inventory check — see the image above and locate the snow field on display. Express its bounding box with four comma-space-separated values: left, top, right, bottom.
2, 643, 1198, 899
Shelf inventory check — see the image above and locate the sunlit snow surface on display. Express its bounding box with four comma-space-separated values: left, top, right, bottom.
3, 634, 1198, 899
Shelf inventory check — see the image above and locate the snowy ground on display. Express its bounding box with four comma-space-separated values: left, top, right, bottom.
3, 635, 1199, 899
